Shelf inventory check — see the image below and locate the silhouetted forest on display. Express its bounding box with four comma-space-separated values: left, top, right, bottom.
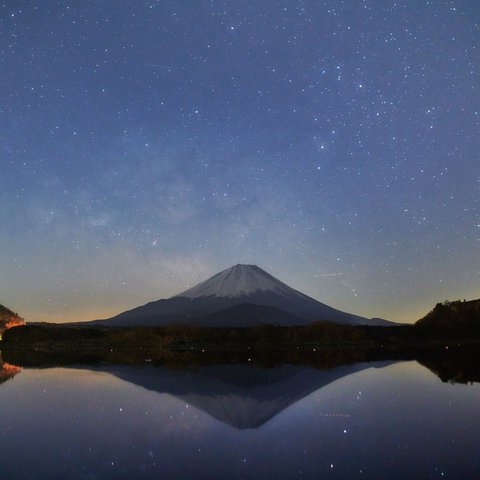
1, 321, 391, 351
416, 299, 480, 337
2, 299, 479, 361
3, 336, 480, 387
2, 298, 480, 385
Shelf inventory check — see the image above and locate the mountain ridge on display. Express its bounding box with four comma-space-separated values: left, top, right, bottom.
106, 362, 393, 429
173, 264, 306, 300
0, 304, 25, 337
86, 264, 393, 327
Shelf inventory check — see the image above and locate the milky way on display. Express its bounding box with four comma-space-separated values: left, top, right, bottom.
1, 1, 479, 323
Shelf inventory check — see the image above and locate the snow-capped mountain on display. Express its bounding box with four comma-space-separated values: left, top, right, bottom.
106, 362, 393, 429
173, 264, 299, 299
91, 264, 392, 327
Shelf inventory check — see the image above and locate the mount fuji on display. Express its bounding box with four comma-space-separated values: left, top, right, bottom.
105, 362, 393, 429
89, 264, 392, 327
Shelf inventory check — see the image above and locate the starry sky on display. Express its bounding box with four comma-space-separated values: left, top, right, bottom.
1, 0, 479, 324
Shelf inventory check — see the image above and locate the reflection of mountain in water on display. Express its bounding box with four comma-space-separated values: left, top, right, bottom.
6, 345, 478, 429
0, 355, 22, 385
107, 362, 392, 429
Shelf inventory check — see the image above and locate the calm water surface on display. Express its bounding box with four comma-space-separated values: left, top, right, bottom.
0, 360, 479, 479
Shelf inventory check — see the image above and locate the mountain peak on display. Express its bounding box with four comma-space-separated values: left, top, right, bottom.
230, 263, 260, 271
90, 264, 391, 327
173, 264, 297, 299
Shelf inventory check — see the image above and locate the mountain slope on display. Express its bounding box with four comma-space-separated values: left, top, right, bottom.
200, 303, 304, 327
106, 362, 393, 429
0, 304, 25, 336
90, 264, 391, 327
174, 264, 300, 299
415, 299, 480, 337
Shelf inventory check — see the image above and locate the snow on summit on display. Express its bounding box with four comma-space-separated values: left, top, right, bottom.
89, 263, 392, 326
173, 264, 299, 299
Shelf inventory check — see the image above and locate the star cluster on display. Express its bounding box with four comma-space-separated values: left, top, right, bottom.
1, 1, 479, 322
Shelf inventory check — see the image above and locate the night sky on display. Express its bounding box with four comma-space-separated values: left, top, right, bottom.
1, 1, 479, 324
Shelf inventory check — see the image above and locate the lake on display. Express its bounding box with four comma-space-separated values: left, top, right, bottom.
0, 356, 479, 479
